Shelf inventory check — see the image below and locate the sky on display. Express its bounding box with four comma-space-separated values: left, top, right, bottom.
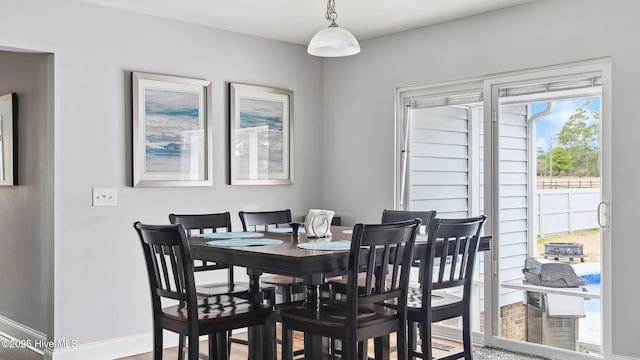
531, 97, 600, 152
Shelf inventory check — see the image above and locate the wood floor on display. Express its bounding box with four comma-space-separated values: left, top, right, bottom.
0, 332, 462, 360
117, 330, 463, 360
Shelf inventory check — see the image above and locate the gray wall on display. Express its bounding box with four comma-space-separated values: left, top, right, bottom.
2, 0, 640, 359
0, 0, 324, 349
322, 0, 638, 357
0, 50, 53, 336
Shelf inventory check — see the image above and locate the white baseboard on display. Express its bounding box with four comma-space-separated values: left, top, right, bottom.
51, 327, 251, 360
607, 354, 640, 360
0, 313, 47, 355
52, 331, 180, 360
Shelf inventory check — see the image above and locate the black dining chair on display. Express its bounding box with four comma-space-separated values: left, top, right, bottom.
381, 209, 437, 230
133, 222, 272, 360
280, 219, 421, 360
169, 213, 252, 297
169, 212, 277, 353
328, 209, 436, 299
382, 209, 437, 283
406, 215, 487, 360
238, 209, 306, 303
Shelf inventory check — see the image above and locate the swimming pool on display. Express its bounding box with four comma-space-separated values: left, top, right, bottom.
579, 272, 601, 343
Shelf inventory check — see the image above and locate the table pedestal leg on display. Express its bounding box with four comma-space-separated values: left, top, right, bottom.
303, 280, 328, 360
246, 269, 273, 360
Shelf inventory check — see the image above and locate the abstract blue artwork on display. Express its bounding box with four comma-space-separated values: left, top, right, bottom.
144, 89, 200, 172
230, 83, 293, 185
133, 72, 212, 187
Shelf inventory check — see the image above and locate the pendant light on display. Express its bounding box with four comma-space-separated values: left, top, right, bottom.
307, 0, 360, 57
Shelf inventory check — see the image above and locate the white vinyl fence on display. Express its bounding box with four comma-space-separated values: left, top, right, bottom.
537, 188, 600, 236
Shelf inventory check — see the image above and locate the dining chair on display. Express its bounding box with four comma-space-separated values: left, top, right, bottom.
382, 209, 437, 283
133, 222, 272, 360
406, 215, 487, 360
381, 209, 437, 230
238, 209, 306, 303
280, 219, 422, 360
169, 213, 251, 297
169, 212, 278, 353
328, 209, 437, 298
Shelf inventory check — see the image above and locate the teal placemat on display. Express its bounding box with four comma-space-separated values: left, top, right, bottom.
196, 231, 264, 239
297, 240, 351, 251
206, 238, 283, 247
268, 227, 306, 234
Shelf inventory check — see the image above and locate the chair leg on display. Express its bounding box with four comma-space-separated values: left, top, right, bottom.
343, 339, 358, 360
216, 332, 229, 360
396, 321, 408, 360
226, 330, 232, 356
188, 334, 199, 360
408, 321, 417, 360
177, 334, 185, 360
208, 334, 217, 360
281, 323, 293, 360
462, 312, 473, 360
419, 321, 432, 360
358, 340, 367, 360
153, 326, 163, 360
264, 320, 277, 359
374, 336, 390, 360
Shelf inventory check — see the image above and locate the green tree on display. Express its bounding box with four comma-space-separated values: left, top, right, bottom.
549, 146, 572, 175
555, 99, 599, 176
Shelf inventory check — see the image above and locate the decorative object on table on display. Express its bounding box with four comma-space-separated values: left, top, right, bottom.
229, 83, 293, 185
308, 0, 360, 57
304, 209, 335, 237
289, 222, 301, 235
0, 93, 17, 186
132, 72, 212, 187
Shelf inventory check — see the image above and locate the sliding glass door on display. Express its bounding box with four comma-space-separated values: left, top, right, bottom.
485, 65, 609, 359
396, 61, 611, 359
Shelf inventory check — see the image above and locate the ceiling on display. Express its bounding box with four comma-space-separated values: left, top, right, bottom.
78, 0, 535, 45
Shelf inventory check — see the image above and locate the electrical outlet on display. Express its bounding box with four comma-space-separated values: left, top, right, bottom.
92, 188, 117, 207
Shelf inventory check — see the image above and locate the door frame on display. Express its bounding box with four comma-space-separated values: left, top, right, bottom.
481, 59, 612, 360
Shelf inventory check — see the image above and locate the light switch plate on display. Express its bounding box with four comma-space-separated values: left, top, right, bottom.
92, 188, 117, 207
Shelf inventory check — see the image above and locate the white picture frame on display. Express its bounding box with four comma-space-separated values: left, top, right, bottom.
132, 72, 213, 187
229, 83, 293, 185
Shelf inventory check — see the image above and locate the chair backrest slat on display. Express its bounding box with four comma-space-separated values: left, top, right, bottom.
381, 209, 436, 233
346, 219, 421, 314
134, 222, 198, 319
169, 213, 233, 275
422, 216, 487, 299
239, 209, 292, 231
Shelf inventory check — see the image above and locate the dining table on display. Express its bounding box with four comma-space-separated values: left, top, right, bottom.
189, 225, 491, 360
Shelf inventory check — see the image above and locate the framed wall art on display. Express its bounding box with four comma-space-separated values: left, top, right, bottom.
0, 93, 17, 186
132, 72, 212, 187
229, 83, 293, 185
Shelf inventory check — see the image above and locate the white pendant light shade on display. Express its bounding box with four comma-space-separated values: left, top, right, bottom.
307, 26, 360, 57
308, 0, 360, 57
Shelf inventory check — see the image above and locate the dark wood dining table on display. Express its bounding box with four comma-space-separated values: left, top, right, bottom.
189, 225, 491, 360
